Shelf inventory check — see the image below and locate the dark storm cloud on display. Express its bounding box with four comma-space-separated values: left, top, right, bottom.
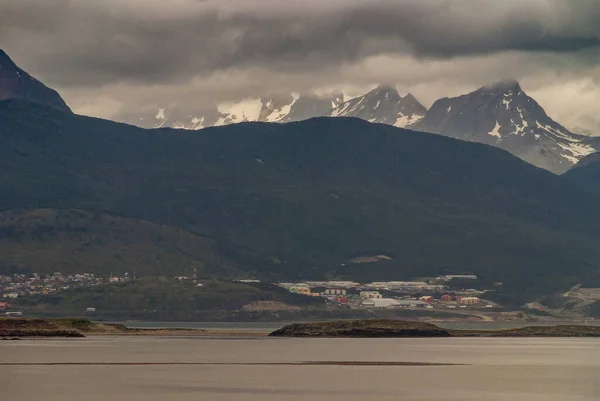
1, 0, 599, 88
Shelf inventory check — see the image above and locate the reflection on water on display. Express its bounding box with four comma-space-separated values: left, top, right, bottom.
2, 336, 599, 401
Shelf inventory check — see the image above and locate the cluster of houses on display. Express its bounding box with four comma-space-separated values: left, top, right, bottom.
0, 272, 132, 299
276, 279, 490, 310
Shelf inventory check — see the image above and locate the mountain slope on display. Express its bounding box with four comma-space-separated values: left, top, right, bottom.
332, 85, 426, 127
415, 80, 596, 173
127, 80, 598, 174
144, 93, 343, 130
3, 100, 600, 303
0, 208, 240, 277
0, 50, 71, 112
134, 87, 426, 131
563, 153, 600, 193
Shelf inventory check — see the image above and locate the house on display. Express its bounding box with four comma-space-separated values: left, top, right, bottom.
440, 294, 453, 302
360, 291, 382, 299
419, 296, 434, 304
325, 288, 347, 296
0, 302, 11, 310
363, 298, 399, 308
289, 286, 311, 295
396, 300, 430, 308
460, 297, 481, 305
334, 297, 349, 305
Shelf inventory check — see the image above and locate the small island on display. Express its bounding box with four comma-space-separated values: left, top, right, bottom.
269, 319, 600, 338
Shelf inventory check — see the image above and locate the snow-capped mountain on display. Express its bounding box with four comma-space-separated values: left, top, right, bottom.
141, 85, 425, 131
143, 93, 343, 130
0, 49, 71, 112
128, 79, 597, 173
332, 85, 426, 127
414, 80, 597, 173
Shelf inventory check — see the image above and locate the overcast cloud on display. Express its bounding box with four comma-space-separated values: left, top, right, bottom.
1, 0, 600, 132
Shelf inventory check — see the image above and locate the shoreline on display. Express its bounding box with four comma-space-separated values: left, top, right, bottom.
2, 317, 600, 339
269, 319, 600, 338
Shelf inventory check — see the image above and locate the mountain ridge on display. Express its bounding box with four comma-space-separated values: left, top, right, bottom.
0, 49, 71, 112
130, 79, 598, 173
413, 80, 597, 173
3, 99, 600, 304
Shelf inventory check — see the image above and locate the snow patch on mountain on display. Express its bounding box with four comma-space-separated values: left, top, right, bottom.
489, 122, 502, 138
265, 94, 299, 122
394, 113, 425, 128
215, 98, 263, 126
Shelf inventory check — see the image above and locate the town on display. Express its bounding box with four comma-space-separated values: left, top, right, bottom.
0, 272, 133, 300
272, 276, 497, 310
0, 271, 497, 315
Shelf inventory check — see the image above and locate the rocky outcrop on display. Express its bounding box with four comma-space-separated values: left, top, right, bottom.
269, 319, 600, 338
0, 318, 84, 337
269, 319, 452, 337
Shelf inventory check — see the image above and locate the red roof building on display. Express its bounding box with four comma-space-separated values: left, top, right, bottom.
419, 296, 434, 304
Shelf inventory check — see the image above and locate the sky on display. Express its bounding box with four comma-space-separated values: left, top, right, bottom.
1, 0, 600, 132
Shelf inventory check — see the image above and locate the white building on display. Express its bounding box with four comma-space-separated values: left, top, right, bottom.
395, 300, 430, 308
360, 291, 383, 299
362, 298, 399, 308
441, 275, 478, 281
325, 289, 347, 296
305, 281, 360, 289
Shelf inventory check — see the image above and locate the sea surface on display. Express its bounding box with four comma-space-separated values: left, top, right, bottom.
2, 336, 599, 401
107, 319, 600, 332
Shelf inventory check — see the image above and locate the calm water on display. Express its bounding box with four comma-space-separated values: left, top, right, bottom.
107, 319, 600, 332
2, 336, 599, 400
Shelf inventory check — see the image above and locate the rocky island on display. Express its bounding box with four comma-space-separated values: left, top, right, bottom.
269, 319, 600, 338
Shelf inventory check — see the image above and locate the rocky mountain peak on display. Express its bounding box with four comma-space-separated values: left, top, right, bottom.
370, 84, 402, 99
416, 80, 595, 173
332, 85, 426, 128
481, 79, 522, 94
0, 49, 71, 112
0, 49, 17, 69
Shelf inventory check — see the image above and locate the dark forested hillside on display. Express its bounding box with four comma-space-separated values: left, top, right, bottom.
0, 208, 240, 278
564, 153, 600, 193
2, 99, 600, 303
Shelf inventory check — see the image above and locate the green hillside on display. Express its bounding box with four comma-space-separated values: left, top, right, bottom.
2, 99, 600, 303
16, 278, 325, 320
0, 208, 239, 278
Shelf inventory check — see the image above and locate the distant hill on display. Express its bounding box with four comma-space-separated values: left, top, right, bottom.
16, 278, 325, 321
0, 209, 240, 278
2, 100, 600, 303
